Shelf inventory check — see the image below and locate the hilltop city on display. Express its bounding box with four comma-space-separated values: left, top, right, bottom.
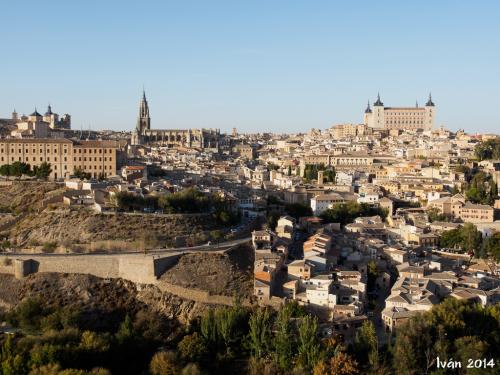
0, 92, 499, 374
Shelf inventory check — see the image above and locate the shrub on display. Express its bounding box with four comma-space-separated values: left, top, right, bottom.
42, 242, 58, 253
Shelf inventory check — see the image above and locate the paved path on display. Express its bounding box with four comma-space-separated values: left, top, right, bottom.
1, 237, 251, 258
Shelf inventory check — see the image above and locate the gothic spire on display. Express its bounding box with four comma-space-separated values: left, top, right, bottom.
374, 92, 383, 106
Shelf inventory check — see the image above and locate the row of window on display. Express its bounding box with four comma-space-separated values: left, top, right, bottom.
0, 148, 113, 154
2, 156, 115, 163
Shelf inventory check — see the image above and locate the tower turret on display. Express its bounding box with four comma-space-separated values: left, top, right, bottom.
372, 93, 385, 129
424, 92, 436, 130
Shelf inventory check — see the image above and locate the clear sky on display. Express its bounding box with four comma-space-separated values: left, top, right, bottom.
2, 1, 499, 133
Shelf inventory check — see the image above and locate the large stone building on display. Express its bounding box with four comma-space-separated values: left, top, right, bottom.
8, 105, 71, 138
364, 94, 435, 131
0, 138, 125, 179
131, 91, 220, 149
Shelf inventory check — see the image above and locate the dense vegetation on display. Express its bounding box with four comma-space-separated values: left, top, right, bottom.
113, 187, 238, 225
474, 138, 500, 160
392, 299, 500, 375
464, 171, 498, 206
0, 298, 169, 375
302, 164, 336, 183
0, 162, 52, 180
439, 223, 500, 260
320, 201, 388, 226
2, 298, 498, 374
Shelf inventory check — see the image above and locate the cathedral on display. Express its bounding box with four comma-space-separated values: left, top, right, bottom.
131, 91, 220, 149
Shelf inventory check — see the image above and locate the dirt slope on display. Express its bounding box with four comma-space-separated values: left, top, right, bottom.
159, 244, 254, 298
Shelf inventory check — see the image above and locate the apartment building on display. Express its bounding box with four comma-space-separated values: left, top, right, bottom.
0, 138, 124, 179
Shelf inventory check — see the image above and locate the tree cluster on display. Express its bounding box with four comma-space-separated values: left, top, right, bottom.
0, 162, 52, 180
439, 223, 500, 259
303, 164, 336, 183
474, 138, 500, 160
1, 298, 170, 375
113, 187, 238, 225
320, 201, 388, 226
392, 299, 500, 375
465, 171, 498, 206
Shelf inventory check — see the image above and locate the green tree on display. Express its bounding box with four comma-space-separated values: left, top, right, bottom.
313, 350, 359, 375
266, 211, 280, 231
461, 223, 483, 255
273, 304, 294, 370
0, 164, 12, 177
215, 304, 247, 355
354, 320, 378, 370
296, 315, 322, 371
209, 230, 223, 245
474, 138, 500, 160
33, 162, 52, 180
73, 167, 91, 180
115, 314, 134, 343
482, 233, 500, 261
200, 309, 218, 347
177, 332, 207, 363
247, 308, 272, 359
367, 260, 379, 292
455, 336, 491, 375
320, 201, 387, 226
9, 161, 31, 178
149, 351, 180, 375
0, 335, 27, 375
392, 314, 435, 375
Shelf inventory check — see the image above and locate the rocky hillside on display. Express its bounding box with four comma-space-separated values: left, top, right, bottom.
159, 244, 254, 298
7, 209, 219, 248
0, 273, 212, 326
0, 181, 61, 213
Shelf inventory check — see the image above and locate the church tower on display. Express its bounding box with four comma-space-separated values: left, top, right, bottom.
132, 90, 151, 145
136, 90, 151, 133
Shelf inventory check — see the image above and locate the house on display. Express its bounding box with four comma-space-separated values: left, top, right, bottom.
275, 215, 296, 239
427, 194, 494, 223
460, 203, 494, 223
283, 280, 299, 299
381, 307, 421, 332
311, 193, 345, 215
252, 230, 274, 250
382, 247, 409, 265
288, 259, 314, 280
62, 190, 94, 206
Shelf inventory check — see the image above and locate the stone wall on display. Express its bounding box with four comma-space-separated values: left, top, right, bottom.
0, 253, 181, 284
157, 280, 250, 307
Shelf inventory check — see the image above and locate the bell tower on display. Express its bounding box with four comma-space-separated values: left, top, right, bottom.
136, 90, 151, 133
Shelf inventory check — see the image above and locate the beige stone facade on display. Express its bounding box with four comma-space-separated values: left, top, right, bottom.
364, 94, 435, 131
0, 138, 123, 179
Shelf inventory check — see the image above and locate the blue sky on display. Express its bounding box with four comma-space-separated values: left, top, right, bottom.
1, 1, 499, 133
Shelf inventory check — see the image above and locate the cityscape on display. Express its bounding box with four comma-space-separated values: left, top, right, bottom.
1, 2, 500, 375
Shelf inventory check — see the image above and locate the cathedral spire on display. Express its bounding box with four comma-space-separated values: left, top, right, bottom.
136, 90, 151, 133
